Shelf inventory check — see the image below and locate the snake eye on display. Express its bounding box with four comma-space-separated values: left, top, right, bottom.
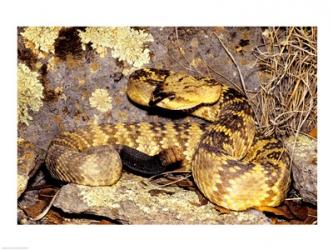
168, 94, 176, 100
149, 91, 176, 106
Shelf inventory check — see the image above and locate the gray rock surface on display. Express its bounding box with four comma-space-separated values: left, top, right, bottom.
54, 173, 271, 224
285, 135, 317, 205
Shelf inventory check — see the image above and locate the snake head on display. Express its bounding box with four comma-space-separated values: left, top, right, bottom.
148, 73, 222, 110
127, 69, 222, 110
127, 68, 222, 110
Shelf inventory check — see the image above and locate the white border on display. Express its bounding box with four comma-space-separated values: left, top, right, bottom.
1, 0, 332, 249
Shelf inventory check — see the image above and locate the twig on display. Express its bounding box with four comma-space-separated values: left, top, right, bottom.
285, 197, 303, 201
147, 170, 192, 182
157, 174, 191, 187
205, 63, 243, 93
29, 189, 60, 221
213, 32, 248, 97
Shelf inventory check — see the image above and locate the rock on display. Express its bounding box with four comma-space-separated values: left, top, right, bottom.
17, 207, 31, 225
53, 173, 271, 224
285, 135, 317, 205
17, 174, 29, 199
17, 139, 46, 198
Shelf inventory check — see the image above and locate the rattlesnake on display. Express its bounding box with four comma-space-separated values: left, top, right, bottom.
45, 68, 291, 211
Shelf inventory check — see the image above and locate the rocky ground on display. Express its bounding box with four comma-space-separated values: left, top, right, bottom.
17, 27, 317, 224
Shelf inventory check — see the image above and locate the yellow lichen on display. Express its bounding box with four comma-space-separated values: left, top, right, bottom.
17, 63, 44, 125
79, 27, 154, 68
89, 88, 112, 113
21, 27, 61, 54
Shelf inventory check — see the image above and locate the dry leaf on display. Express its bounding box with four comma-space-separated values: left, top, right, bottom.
285, 200, 308, 221
309, 127, 317, 138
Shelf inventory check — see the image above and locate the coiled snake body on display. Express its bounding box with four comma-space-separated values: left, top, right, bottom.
46, 68, 291, 211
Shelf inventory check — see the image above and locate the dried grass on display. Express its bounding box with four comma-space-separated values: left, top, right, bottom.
252, 27, 317, 138
171, 27, 317, 138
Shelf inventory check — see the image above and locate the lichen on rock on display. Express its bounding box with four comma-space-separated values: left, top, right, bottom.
89, 88, 112, 113
17, 63, 44, 125
53, 173, 271, 224
79, 27, 154, 69
20, 27, 61, 54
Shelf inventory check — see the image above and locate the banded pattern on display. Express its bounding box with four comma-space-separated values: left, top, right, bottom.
46, 122, 206, 185
46, 68, 291, 211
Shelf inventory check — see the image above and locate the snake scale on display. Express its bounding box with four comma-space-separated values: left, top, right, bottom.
46, 68, 291, 211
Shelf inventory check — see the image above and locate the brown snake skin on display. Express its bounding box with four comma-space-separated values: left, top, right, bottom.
46, 68, 291, 211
